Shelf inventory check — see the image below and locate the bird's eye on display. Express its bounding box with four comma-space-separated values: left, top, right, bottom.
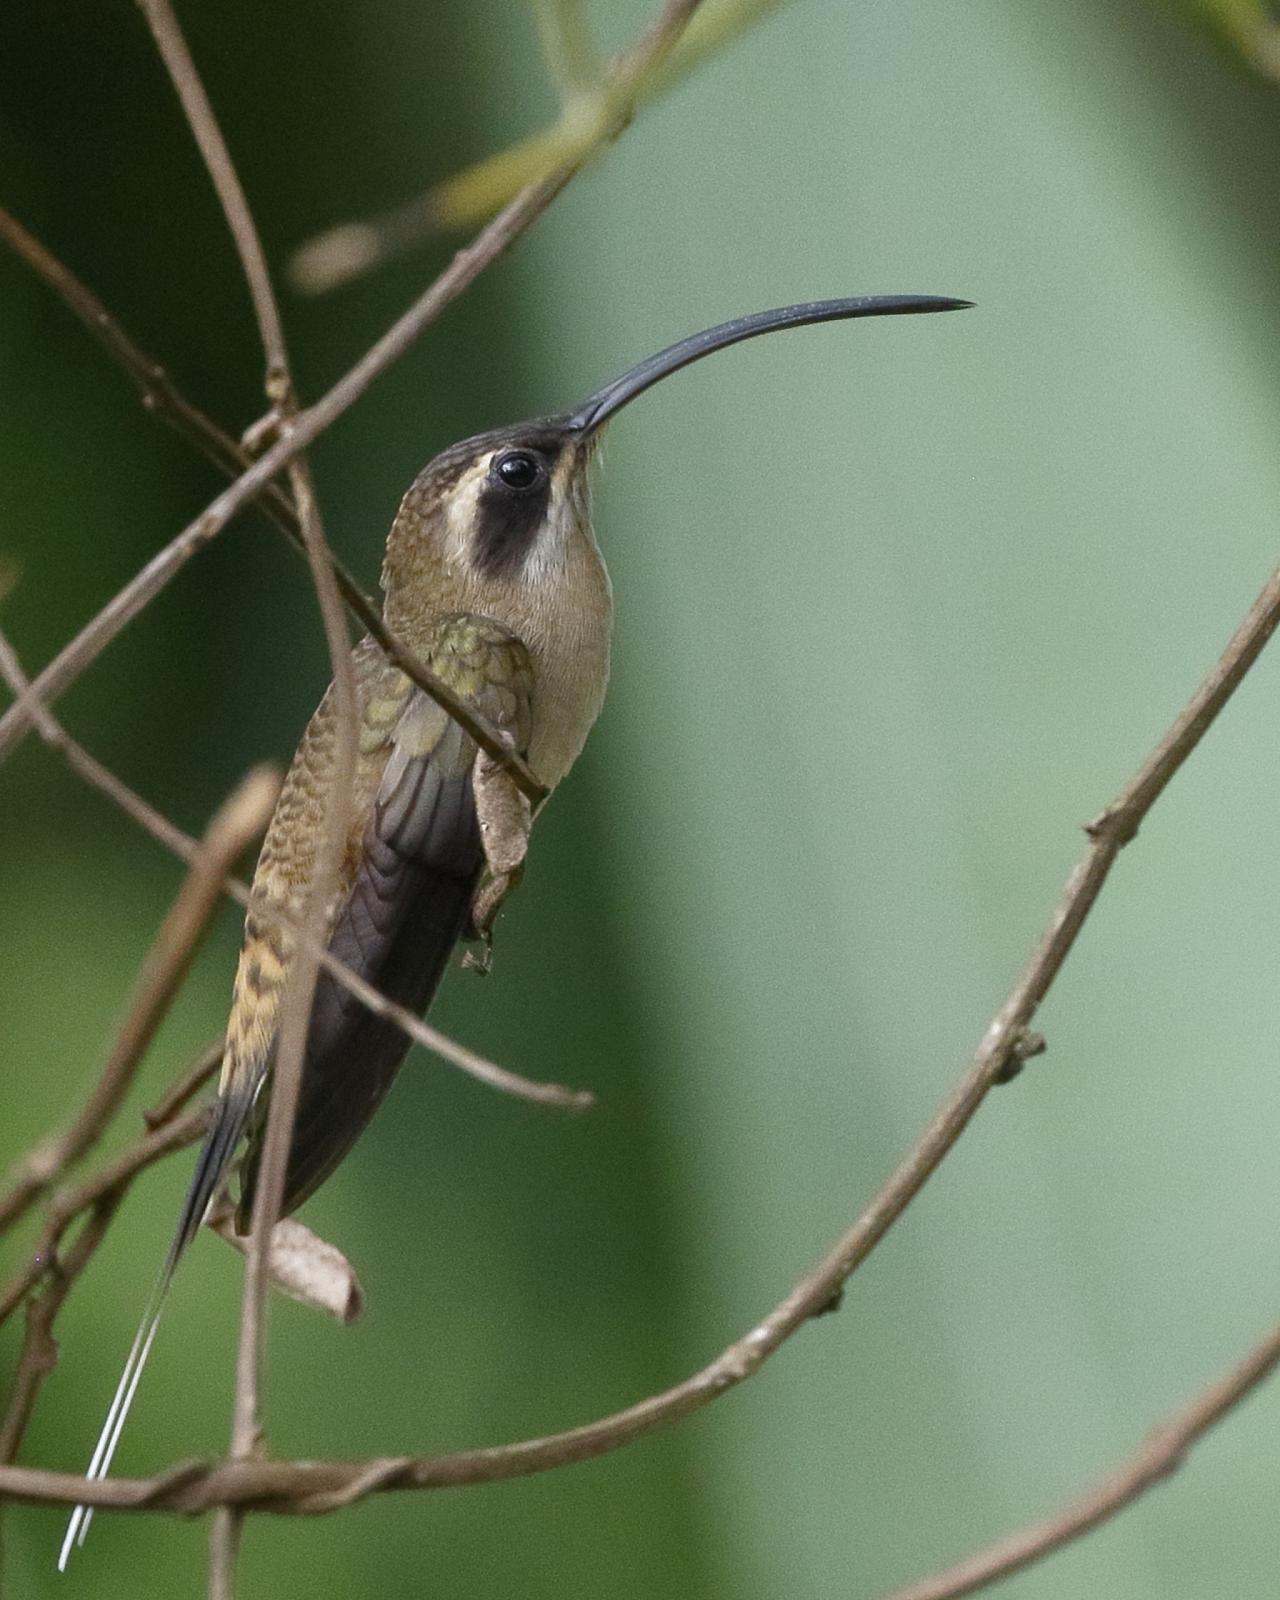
493, 451, 542, 491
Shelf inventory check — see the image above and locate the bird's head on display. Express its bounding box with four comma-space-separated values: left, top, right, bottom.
382, 294, 972, 621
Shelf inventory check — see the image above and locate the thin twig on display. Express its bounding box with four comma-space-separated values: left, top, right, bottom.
0, 630, 590, 1116
0, 0, 715, 802
0, 200, 558, 759
0, 1107, 210, 1329
874, 1316, 1280, 1600
293, 0, 771, 289
0, 1196, 124, 1467
218, 463, 357, 1597
136, 0, 292, 407
6, 522, 1280, 1527
0, 766, 278, 1233
0, 202, 289, 520
6, 1306, 1279, 1535
134, 12, 362, 1587
0, 624, 206, 868
0, 1106, 209, 1478
143, 1040, 225, 1131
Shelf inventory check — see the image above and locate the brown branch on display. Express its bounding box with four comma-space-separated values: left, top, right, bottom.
0, 0, 710, 801
0, 201, 557, 774
0, 202, 288, 520
0, 1195, 124, 1467
6, 1304, 1280, 1543
0, 765, 279, 1234
136, 0, 292, 408
218, 459, 356, 1596
0, 1105, 209, 1477
2, 427, 1277, 1532
0, 629, 591, 1112
0, 623, 208, 868
143, 1039, 225, 1130
131, 16, 365, 1588
0, 1107, 209, 1329
875, 1315, 1280, 1600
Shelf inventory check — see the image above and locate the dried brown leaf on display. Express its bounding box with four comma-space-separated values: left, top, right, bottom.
212, 1213, 365, 1325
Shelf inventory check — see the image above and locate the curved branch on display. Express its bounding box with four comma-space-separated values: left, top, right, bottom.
0, 201, 557, 767
0, 5, 723, 803
875, 1314, 1280, 1600
291, 0, 782, 289
6, 476, 1280, 1531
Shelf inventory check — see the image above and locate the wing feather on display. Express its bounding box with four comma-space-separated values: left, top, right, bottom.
238, 615, 533, 1219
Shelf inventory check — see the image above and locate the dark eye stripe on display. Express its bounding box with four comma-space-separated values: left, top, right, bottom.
472, 475, 552, 579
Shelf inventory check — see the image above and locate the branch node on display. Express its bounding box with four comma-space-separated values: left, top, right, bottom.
812, 1284, 844, 1318
241, 409, 284, 456
995, 1029, 1047, 1085
1084, 804, 1139, 846
264, 366, 294, 409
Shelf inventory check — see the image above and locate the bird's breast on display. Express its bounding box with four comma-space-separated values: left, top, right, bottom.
522, 564, 613, 791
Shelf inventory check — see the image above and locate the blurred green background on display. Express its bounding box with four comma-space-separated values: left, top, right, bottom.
4, 1, 1280, 1596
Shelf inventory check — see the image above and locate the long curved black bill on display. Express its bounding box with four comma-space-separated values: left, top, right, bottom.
566, 294, 972, 435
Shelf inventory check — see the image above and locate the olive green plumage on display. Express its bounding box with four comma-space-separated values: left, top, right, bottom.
229, 615, 538, 1220
63, 296, 969, 1565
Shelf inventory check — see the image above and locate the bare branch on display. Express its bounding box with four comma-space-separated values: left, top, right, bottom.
0, 1195, 123, 1467
4, 422, 1278, 1535
874, 1316, 1280, 1600
0, 1107, 209, 1328
0, 1105, 208, 1474
220, 460, 357, 1592
0, 765, 278, 1233
0, 625, 207, 870
133, 11, 363, 1587
5, 1305, 1279, 1550
0, 202, 291, 521
293, 0, 769, 289
143, 1039, 225, 1131
136, 0, 293, 406
0, 201, 560, 763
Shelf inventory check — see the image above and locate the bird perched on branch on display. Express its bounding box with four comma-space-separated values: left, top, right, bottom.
61, 292, 970, 1563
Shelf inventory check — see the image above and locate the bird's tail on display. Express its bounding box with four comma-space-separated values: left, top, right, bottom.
57, 1087, 255, 1570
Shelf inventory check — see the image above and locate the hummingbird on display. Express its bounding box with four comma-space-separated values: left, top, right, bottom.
59, 293, 969, 1563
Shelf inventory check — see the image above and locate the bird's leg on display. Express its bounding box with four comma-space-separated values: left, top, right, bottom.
464, 738, 532, 969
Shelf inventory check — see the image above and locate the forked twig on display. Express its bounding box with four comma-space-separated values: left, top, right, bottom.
874, 1314, 1280, 1600
0, 1105, 209, 1475
1, 504, 1279, 1569
3, 3, 1273, 1594
0, 200, 555, 769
